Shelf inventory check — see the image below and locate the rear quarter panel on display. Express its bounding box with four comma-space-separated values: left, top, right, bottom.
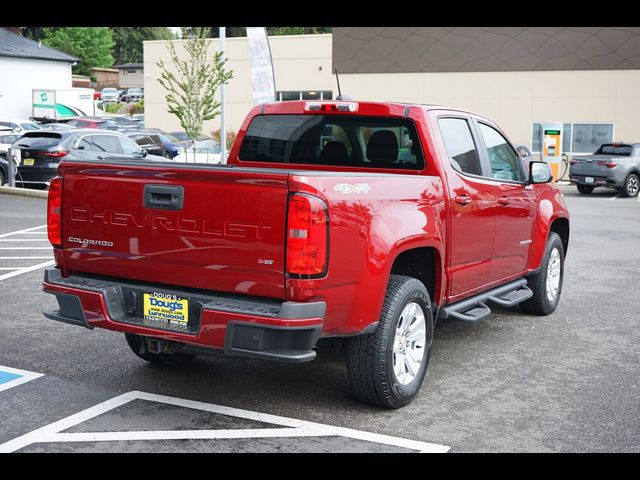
287, 173, 446, 335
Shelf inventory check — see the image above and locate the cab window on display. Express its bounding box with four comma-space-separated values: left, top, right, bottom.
478, 123, 524, 182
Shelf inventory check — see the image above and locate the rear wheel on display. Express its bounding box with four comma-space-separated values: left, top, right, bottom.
577, 184, 594, 194
125, 333, 196, 366
520, 232, 565, 316
622, 173, 639, 197
346, 275, 433, 409
0, 168, 5, 186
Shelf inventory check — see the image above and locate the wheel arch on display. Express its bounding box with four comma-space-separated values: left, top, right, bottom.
389, 246, 442, 305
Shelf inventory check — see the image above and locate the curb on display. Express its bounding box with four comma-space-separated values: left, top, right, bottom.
0, 186, 48, 199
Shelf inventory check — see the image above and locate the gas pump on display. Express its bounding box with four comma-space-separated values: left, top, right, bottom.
540, 123, 563, 181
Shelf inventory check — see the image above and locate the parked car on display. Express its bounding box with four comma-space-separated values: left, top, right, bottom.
121, 88, 143, 103
0, 128, 21, 185
100, 88, 119, 103
102, 115, 141, 130
63, 117, 113, 129
11, 129, 173, 187
169, 131, 211, 142
569, 143, 640, 197
0, 119, 41, 134
42, 100, 569, 409
124, 131, 167, 157
173, 139, 221, 163
39, 123, 76, 131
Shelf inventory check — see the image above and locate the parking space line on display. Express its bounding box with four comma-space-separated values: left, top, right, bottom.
0, 260, 55, 282
0, 247, 52, 250
0, 239, 50, 242
0, 267, 31, 270
0, 391, 450, 453
0, 366, 44, 393
0, 257, 53, 260
0, 225, 47, 239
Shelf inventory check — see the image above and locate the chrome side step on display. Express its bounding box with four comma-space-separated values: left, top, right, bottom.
438, 279, 532, 323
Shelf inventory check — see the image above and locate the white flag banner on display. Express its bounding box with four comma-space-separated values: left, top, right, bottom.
246, 27, 276, 104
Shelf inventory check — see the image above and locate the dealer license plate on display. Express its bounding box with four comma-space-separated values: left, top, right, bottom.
143, 292, 189, 327
585, 177, 594, 184
22, 158, 35, 166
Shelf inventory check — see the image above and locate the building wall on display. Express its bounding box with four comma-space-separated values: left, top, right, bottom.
0, 57, 72, 119
92, 69, 119, 89
333, 27, 640, 73
144, 34, 334, 134
338, 69, 640, 149
119, 68, 144, 89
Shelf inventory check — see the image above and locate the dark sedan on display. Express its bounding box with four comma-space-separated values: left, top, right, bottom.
12, 129, 172, 187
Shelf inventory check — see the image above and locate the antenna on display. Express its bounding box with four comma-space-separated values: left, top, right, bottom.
334, 68, 343, 100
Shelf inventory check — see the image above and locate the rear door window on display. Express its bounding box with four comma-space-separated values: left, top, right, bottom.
437, 118, 482, 176
91, 135, 122, 153
239, 114, 424, 170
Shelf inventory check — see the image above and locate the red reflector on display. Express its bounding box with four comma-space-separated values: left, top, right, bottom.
286, 194, 328, 277
47, 177, 62, 248
36, 150, 69, 158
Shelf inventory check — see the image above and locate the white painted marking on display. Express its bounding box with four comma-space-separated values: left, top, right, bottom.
0, 260, 55, 282
0, 247, 52, 250
11, 232, 47, 235
0, 366, 44, 393
0, 267, 28, 270
0, 391, 450, 453
0, 225, 47, 239
608, 195, 619, 201
0, 256, 53, 259
0, 239, 50, 242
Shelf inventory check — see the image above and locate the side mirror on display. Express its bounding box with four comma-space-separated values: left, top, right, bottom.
529, 161, 553, 184
13, 127, 20, 133
141, 149, 148, 157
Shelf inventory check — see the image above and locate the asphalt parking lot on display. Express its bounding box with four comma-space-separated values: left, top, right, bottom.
0, 186, 638, 453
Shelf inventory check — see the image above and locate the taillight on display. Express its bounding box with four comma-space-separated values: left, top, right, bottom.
36, 150, 69, 157
286, 194, 328, 278
605, 161, 618, 168
47, 177, 62, 248
570, 160, 580, 165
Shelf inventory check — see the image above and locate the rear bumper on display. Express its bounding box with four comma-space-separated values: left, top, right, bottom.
569, 174, 621, 187
17, 166, 58, 184
42, 268, 324, 363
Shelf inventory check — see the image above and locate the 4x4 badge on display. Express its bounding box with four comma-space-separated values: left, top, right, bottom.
334, 183, 371, 194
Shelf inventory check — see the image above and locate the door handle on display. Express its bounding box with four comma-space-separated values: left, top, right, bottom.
454, 194, 472, 206
97, 156, 103, 160
497, 196, 510, 206
143, 184, 184, 210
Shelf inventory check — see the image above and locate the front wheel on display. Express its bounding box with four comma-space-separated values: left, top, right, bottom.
520, 232, 565, 316
622, 173, 639, 197
346, 275, 434, 409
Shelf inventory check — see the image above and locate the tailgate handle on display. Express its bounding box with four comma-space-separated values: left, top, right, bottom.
144, 184, 184, 210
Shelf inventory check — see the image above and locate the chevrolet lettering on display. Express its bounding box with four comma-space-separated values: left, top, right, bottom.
43, 100, 569, 409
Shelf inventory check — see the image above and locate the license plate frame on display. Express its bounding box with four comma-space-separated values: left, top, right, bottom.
22, 158, 35, 166
143, 292, 189, 328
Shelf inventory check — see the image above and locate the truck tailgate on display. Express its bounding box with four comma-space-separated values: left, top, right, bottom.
59, 162, 288, 299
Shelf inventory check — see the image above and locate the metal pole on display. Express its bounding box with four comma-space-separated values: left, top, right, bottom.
220, 27, 226, 164
7, 147, 15, 188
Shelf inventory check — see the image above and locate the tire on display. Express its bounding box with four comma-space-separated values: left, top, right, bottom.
0, 168, 5, 186
125, 333, 196, 366
622, 173, 639, 198
520, 232, 565, 316
577, 184, 594, 194
346, 275, 434, 409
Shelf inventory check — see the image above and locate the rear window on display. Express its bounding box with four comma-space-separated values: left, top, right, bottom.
238, 114, 424, 170
595, 144, 633, 156
12, 132, 62, 148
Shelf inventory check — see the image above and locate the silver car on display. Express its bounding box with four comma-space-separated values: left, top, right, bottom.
569, 143, 640, 197
101, 88, 119, 103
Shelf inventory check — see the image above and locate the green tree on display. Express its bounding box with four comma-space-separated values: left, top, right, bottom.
111, 27, 173, 65
157, 27, 233, 162
181, 27, 332, 38
42, 27, 114, 76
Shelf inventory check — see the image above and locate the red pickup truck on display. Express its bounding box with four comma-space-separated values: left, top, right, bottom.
43, 101, 569, 408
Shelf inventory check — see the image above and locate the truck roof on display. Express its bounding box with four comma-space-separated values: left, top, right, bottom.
256, 100, 485, 120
